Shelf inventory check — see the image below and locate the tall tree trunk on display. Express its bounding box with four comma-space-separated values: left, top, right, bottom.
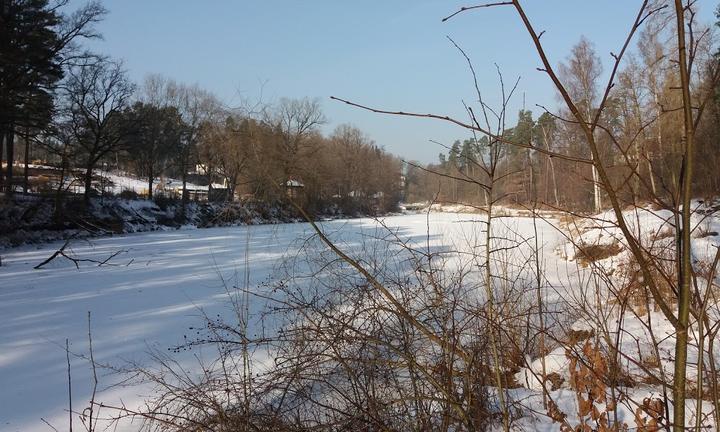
654, 92, 662, 199
0, 130, 5, 193
630, 100, 644, 197
542, 126, 560, 207
83, 163, 94, 205
54, 151, 68, 224
23, 128, 29, 194
647, 155, 657, 197
586, 109, 601, 212
549, 157, 560, 207
207, 162, 213, 202
672, 2, 695, 430
591, 155, 601, 212
527, 150, 535, 203
227, 180, 235, 202
5, 127, 15, 195
181, 169, 188, 203
147, 167, 154, 200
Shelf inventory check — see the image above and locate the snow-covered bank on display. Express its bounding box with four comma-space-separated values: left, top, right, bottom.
0, 196, 330, 250
514, 201, 720, 430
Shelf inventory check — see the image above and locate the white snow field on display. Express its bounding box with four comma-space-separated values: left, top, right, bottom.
1, 208, 718, 431
1, 212, 570, 432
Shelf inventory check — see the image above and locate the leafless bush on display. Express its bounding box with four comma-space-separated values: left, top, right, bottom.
102, 211, 555, 431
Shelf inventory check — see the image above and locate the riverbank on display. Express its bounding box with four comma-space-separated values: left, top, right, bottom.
0, 195, 389, 250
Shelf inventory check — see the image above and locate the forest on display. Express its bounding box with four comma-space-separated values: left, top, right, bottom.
405, 30, 720, 211
0, 1, 402, 221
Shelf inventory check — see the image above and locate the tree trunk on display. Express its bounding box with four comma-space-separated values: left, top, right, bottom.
591, 157, 601, 212
54, 152, 68, 224
527, 150, 535, 203
654, 93, 663, 198
5, 127, 15, 195
227, 179, 235, 202
83, 163, 94, 205
549, 158, 560, 206
181, 169, 188, 203
647, 155, 657, 197
147, 168, 154, 200
23, 129, 29, 194
0, 130, 5, 193
541, 127, 560, 207
672, 2, 695, 429
207, 168, 213, 202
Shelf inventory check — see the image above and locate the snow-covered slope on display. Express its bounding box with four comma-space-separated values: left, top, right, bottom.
514, 201, 720, 431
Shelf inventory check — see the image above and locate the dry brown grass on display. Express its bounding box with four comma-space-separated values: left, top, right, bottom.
565, 328, 595, 345
651, 228, 674, 241
614, 251, 677, 315
575, 242, 623, 267
694, 228, 719, 239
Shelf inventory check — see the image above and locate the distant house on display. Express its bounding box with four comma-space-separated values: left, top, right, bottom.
193, 164, 208, 175
285, 178, 304, 199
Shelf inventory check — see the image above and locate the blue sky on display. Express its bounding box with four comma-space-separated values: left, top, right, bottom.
85, 1, 716, 163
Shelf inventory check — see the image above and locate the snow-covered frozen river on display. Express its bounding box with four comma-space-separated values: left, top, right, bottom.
0, 212, 570, 432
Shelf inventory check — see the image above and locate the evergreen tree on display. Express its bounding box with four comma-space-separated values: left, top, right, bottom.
448, 140, 461, 168
0, 0, 105, 194
438, 152, 447, 167
0, 0, 62, 193
507, 110, 535, 201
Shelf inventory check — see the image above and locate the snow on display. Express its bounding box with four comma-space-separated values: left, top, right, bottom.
1, 223, 292, 431
1, 204, 719, 431
563, 200, 720, 264
285, 179, 304, 188
513, 201, 720, 430
101, 171, 224, 195
4, 164, 224, 198
2, 212, 570, 431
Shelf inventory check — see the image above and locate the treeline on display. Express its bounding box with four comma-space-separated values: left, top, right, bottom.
406, 27, 720, 211
0, 0, 402, 217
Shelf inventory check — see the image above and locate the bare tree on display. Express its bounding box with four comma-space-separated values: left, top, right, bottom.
199, 114, 256, 201
558, 37, 604, 212
120, 102, 184, 199
171, 82, 219, 209
269, 97, 326, 183
61, 58, 134, 204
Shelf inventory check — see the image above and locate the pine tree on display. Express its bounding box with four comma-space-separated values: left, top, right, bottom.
508, 110, 535, 202
0, 0, 105, 195
0, 0, 62, 194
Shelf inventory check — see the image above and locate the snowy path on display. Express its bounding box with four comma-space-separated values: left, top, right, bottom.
0, 212, 569, 432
